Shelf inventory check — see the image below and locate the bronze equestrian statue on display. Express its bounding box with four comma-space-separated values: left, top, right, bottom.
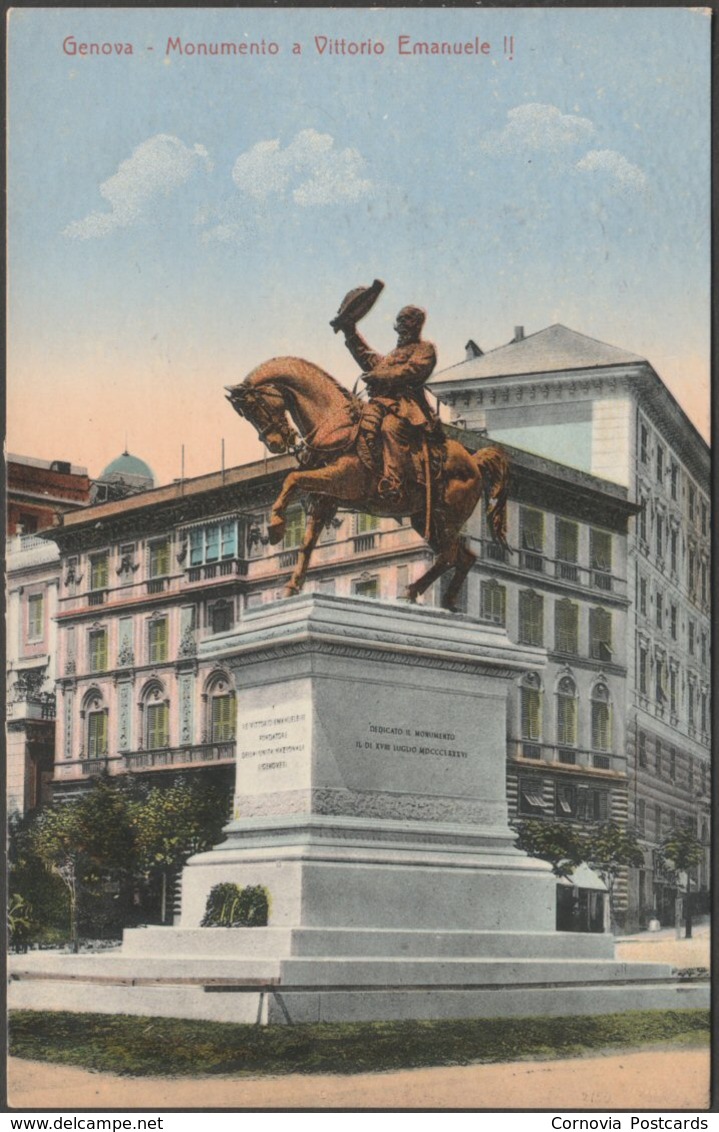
227, 283, 509, 611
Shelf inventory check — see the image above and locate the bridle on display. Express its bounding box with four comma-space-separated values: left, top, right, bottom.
228, 384, 298, 452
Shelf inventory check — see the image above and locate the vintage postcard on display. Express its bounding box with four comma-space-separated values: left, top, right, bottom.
5, 5, 711, 1115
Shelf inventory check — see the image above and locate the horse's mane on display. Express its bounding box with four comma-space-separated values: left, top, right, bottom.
245, 357, 351, 400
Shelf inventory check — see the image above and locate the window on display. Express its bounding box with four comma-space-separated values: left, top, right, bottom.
700, 691, 708, 734
146, 701, 169, 750
87, 711, 107, 759
589, 607, 612, 661
655, 739, 662, 776
188, 520, 241, 565
670, 529, 678, 574
670, 463, 678, 501
655, 653, 667, 705
520, 508, 544, 570
554, 599, 578, 655
670, 604, 677, 640
688, 548, 696, 596
90, 553, 109, 591
284, 507, 305, 549
701, 633, 707, 667
520, 675, 542, 742
688, 484, 696, 524
556, 677, 577, 747
590, 529, 612, 589
688, 621, 695, 655
519, 591, 543, 646
555, 519, 578, 580
148, 618, 168, 664
637, 798, 646, 834
639, 576, 647, 616
480, 580, 506, 625
555, 783, 577, 818
89, 629, 108, 672
638, 499, 647, 544
688, 760, 694, 792
669, 748, 676, 781
211, 693, 236, 742
591, 684, 611, 751
688, 679, 696, 728
700, 500, 708, 536
640, 424, 649, 464
701, 561, 707, 604
356, 512, 379, 535
670, 667, 678, 715
28, 594, 44, 640
576, 787, 609, 822
639, 645, 649, 696
655, 592, 663, 630
655, 514, 663, 560
518, 778, 550, 816
149, 539, 170, 578
210, 600, 233, 634
638, 731, 647, 768
655, 805, 662, 840
655, 445, 664, 484
353, 576, 379, 599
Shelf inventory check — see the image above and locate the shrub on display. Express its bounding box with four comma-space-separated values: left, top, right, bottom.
201, 883, 269, 927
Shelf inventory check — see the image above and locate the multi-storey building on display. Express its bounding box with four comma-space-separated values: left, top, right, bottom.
7, 453, 90, 535
429, 323, 711, 928
42, 434, 638, 921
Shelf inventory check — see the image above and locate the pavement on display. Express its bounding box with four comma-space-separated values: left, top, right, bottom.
7, 924, 711, 1112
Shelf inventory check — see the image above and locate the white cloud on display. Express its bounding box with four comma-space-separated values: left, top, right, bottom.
479, 103, 596, 154
63, 134, 213, 238
576, 148, 647, 191
231, 129, 374, 206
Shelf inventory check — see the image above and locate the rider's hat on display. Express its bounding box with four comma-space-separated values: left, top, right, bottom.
330, 279, 385, 333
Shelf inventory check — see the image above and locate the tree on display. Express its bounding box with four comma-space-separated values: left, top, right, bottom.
512, 819, 585, 878
583, 821, 645, 933
30, 801, 87, 952
131, 778, 229, 923
658, 824, 704, 939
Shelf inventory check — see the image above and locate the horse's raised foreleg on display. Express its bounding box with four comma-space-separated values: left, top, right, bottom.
283, 502, 336, 597
268, 459, 371, 544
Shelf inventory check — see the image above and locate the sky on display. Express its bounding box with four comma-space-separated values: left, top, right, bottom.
7, 7, 711, 485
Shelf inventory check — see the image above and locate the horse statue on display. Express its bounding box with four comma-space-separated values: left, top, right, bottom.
226, 358, 510, 611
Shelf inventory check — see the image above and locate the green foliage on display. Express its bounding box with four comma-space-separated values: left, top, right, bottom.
8, 893, 34, 952
131, 778, 229, 874
512, 820, 584, 877
201, 883, 269, 927
583, 822, 645, 892
658, 825, 704, 881
8, 1009, 710, 1078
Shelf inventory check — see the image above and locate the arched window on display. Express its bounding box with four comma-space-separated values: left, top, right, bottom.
591, 683, 612, 751
81, 687, 108, 760
140, 681, 170, 751
204, 671, 236, 743
556, 676, 577, 747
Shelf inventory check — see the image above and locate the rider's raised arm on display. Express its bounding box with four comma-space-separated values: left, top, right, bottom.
343, 327, 384, 372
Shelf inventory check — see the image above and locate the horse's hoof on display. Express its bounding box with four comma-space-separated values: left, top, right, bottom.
268, 517, 285, 545
283, 584, 300, 598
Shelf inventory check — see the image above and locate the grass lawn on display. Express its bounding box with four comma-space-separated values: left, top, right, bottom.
9, 1009, 710, 1079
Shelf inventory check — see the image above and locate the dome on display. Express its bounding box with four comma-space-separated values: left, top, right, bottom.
100, 450, 156, 487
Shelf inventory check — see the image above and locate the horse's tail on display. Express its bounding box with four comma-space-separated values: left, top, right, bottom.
473, 445, 510, 550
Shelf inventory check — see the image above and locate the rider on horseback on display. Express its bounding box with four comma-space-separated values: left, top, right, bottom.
341, 305, 444, 501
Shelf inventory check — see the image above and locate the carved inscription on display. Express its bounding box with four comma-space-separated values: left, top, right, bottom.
237, 704, 308, 773
357, 721, 469, 760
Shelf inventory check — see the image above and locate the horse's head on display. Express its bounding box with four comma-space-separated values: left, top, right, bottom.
226, 382, 298, 454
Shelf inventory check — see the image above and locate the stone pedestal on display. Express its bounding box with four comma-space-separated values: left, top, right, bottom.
11, 597, 705, 1024
179, 594, 555, 935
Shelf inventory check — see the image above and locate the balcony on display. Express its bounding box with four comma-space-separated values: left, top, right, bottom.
279, 550, 299, 569
122, 741, 236, 772
87, 590, 107, 606
508, 740, 619, 773
353, 534, 377, 553
592, 569, 613, 592
556, 560, 579, 582
6, 690, 56, 722
146, 577, 168, 594
186, 559, 248, 583
477, 540, 627, 597
82, 757, 109, 776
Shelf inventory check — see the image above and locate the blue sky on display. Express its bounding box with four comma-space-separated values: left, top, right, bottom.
7, 7, 710, 483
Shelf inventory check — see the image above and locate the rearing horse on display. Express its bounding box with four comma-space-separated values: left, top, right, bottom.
227, 357, 509, 611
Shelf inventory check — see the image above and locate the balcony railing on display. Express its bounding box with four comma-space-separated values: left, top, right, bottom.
146, 577, 168, 594
185, 559, 248, 583
508, 740, 619, 773
123, 741, 235, 772
87, 590, 107, 606
82, 757, 109, 776
353, 534, 377, 553
279, 550, 299, 569
6, 690, 57, 721
478, 540, 627, 597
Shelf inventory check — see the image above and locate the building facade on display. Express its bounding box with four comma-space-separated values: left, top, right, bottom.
429, 323, 711, 928
7, 454, 90, 536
